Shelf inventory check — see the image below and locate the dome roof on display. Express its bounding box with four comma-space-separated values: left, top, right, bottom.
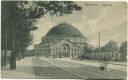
46, 23, 83, 37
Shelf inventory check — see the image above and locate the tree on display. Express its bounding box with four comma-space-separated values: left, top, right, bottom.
1, 1, 35, 69
120, 41, 127, 53
84, 44, 94, 53
1, 1, 81, 69
119, 41, 127, 61
82, 44, 94, 59
101, 41, 119, 52
93, 47, 100, 53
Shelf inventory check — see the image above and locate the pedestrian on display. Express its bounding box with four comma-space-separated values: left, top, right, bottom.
100, 61, 107, 70
54, 55, 55, 58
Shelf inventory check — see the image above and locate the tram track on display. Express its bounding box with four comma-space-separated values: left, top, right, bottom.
33, 57, 87, 79
40, 58, 126, 79
57, 58, 127, 76
38, 58, 88, 79
33, 57, 126, 79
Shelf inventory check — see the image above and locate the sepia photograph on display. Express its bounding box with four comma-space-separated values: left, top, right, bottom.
1, 1, 127, 80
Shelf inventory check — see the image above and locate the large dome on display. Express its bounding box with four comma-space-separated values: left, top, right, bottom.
46, 23, 83, 37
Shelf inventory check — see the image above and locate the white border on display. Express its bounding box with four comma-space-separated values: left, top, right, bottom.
0, 0, 127, 80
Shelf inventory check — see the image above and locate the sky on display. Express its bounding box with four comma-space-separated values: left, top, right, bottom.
28, 1, 127, 50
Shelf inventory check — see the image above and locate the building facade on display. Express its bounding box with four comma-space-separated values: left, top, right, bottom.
83, 52, 126, 62
34, 23, 87, 59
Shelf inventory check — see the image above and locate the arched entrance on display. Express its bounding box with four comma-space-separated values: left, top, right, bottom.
63, 44, 70, 57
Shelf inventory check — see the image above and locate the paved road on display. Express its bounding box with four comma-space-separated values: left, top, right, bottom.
33, 57, 126, 79
33, 57, 82, 79
2, 57, 126, 79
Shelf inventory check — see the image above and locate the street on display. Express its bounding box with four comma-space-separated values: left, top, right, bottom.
33, 57, 81, 79
33, 57, 126, 79
1, 57, 127, 79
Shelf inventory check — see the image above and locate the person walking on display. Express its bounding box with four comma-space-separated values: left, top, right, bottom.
100, 61, 107, 70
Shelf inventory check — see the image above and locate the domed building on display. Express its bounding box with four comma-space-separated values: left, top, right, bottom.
34, 23, 87, 59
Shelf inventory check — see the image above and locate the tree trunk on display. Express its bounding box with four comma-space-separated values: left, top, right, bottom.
10, 36, 17, 70
18, 48, 21, 60
10, 51, 16, 69
3, 29, 8, 66
22, 52, 25, 58
3, 49, 7, 66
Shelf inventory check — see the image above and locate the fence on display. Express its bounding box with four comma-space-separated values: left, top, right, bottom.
82, 52, 127, 62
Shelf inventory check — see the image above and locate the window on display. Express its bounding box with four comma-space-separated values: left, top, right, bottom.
63, 44, 70, 51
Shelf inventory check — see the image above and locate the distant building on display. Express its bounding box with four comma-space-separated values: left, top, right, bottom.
24, 50, 35, 57
85, 51, 126, 62
34, 23, 87, 59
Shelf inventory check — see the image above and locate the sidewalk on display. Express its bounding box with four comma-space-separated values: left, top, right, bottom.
1, 57, 36, 79
55, 58, 127, 72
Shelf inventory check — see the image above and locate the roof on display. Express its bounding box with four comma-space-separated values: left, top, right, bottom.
50, 39, 80, 48
46, 23, 83, 38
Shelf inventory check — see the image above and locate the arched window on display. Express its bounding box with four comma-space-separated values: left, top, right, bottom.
71, 48, 73, 51
63, 44, 70, 51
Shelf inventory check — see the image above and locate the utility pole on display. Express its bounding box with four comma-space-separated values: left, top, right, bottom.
99, 32, 101, 61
